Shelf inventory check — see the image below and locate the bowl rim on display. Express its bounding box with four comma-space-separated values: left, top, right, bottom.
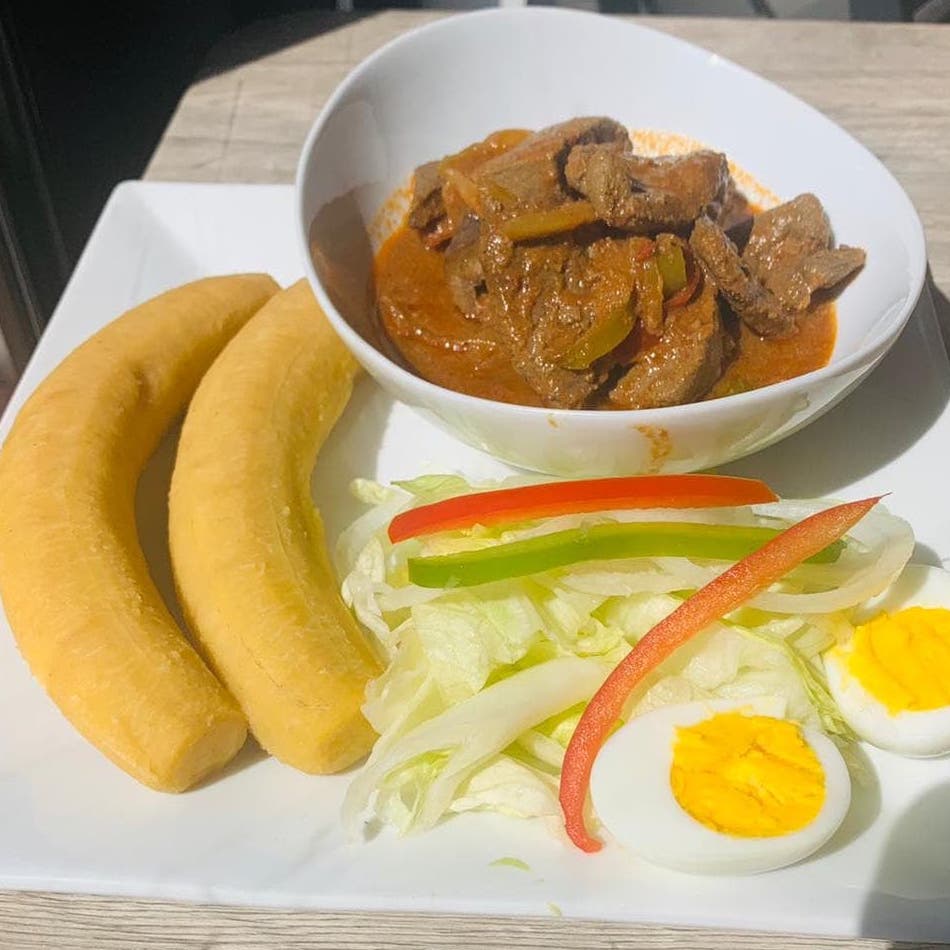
295, 6, 927, 424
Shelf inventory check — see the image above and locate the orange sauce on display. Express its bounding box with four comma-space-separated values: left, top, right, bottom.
375, 220, 836, 408
708, 305, 836, 399
374, 226, 543, 406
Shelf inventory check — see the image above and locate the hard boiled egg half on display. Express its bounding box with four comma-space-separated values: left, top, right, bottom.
824, 563, 950, 757
590, 698, 851, 875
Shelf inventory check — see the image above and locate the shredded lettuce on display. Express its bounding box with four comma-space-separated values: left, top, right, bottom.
449, 756, 559, 822
350, 477, 402, 506
738, 623, 856, 740
339, 475, 910, 841
342, 657, 610, 836
392, 473, 474, 500
411, 591, 543, 702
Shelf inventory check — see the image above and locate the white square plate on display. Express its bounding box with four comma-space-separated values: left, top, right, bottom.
2, 182, 949, 942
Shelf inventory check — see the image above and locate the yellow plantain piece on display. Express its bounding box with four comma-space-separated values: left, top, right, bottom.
169, 279, 382, 774
0, 274, 280, 791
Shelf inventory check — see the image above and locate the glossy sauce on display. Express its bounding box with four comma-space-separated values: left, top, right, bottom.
707, 304, 836, 399
375, 226, 543, 405
375, 222, 836, 408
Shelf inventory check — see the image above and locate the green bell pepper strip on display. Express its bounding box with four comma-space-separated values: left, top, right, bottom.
634, 259, 665, 335
407, 521, 844, 589
560, 299, 635, 370
502, 201, 599, 242
655, 242, 688, 297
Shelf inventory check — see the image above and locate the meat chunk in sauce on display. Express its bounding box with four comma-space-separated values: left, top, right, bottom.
690, 216, 787, 336
690, 194, 865, 337
478, 236, 651, 408
482, 242, 605, 408
407, 160, 445, 231
565, 146, 730, 233
443, 215, 485, 315
744, 194, 866, 312
745, 193, 832, 273
475, 117, 630, 214
370, 119, 863, 411
609, 279, 725, 409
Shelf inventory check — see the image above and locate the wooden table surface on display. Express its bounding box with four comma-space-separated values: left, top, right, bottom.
147, 10, 950, 308
4, 11, 949, 950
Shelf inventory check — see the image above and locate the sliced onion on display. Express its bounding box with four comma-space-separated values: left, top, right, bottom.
377, 584, 449, 612
750, 502, 914, 613
654, 500, 914, 614
558, 560, 692, 596
496, 505, 764, 544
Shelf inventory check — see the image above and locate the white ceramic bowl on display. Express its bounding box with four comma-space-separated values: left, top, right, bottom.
296, 8, 925, 477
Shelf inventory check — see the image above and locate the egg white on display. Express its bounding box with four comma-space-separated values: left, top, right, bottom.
590, 698, 851, 875
825, 563, 950, 758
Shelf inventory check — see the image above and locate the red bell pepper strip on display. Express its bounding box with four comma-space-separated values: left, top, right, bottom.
664, 256, 702, 310
388, 475, 778, 544
558, 495, 883, 854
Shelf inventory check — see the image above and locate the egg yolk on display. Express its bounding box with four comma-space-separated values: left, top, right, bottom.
843, 607, 950, 713
670, 713, 825, 837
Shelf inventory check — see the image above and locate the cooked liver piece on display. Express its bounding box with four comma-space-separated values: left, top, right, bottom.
479, 242, 600, 408
772, 246, 867, 310
407, 160, 445, 230
443, 215, 485, 314
743, 194, 865, 311
609, 279, 724, 409
690, 194, 865, 337
475, 117, 630, 213
689, 215, 791, 336
512, 344, 603, 410
745, 194, 830, 267
564, 146, 730, 233
474, 234, 653, 409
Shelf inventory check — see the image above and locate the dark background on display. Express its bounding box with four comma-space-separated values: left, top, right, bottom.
0, 0, 335, 378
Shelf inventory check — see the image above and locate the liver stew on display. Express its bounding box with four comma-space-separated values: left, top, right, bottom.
374, 117, 865, 410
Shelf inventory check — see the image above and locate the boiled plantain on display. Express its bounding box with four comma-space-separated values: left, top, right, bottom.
169, 279, 382, 774
0, 274, 279, 791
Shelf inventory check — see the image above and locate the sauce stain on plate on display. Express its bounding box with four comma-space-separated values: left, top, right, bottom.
634, 424, 673, 472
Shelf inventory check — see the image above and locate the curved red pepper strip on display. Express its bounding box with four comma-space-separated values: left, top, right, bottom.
388, 474, 778, 544
664, 256, 702, 309
558, 495, 883, 853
